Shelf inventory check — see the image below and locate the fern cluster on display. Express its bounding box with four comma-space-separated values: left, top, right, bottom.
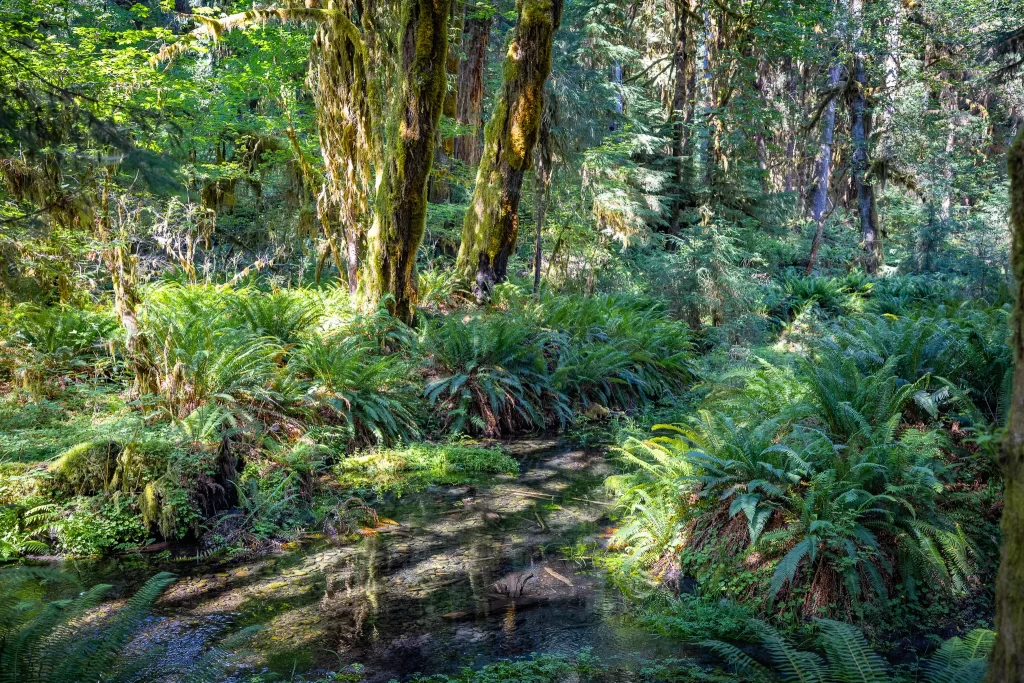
0, 568, 253, 683
703, 618, 993, 683
611, 341, 986, 615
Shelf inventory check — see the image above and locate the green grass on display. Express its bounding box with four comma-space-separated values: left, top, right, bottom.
334, 442, 519, 497
0, 388, 139, 464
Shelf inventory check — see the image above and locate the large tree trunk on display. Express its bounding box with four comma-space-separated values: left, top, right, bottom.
362, 0, 452, 325
989, 126, 1024, 683
456, 0, 563, 298
849, 0, 881, 273
806, 64, 841, 275
453, 11, 491, 166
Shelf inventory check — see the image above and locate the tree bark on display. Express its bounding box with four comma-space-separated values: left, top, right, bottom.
362, 0, 452, 325
806, 64, 841, 275
453, 11, 491, 166
667, 0, 692, 233
456, 0, 563, 298
849, 0, 881, 273
533, 112, 552, 293
989, 125, 1024, 683
428, 0, 464, 203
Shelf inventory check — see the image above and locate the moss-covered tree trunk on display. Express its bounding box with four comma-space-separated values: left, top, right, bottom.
428, 0, 464, 203
533, 108, 552, 293
990, 126, 1024, 683
848, 0, 881, 273
97, 176, 157, 396
362, 0, 452, 325
456, 0, 563, 298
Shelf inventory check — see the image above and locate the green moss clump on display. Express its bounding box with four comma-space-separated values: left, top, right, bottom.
335, 442, 518, 496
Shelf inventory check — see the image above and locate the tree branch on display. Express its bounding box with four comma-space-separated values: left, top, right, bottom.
153, 8, 366, 65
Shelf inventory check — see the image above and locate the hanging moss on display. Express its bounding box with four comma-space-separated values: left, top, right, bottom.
455, 0, 563, 299
361, 0, 453, 325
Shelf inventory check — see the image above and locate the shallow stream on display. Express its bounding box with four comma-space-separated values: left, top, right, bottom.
62, 441, 689, 681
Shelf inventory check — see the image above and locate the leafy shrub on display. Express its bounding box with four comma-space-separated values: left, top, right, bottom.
610, 353, 974, 615
423, 314, 568, 436
147, 313, 279, 419
800, 350, 935, 444
229, 288, 322, 346
291, 336, 420, 444
0, 502, 54, 558
0, 569, 252, 683
418, 267, 471, 312
779, 273, 851, 316
637, 594, 754, 642
829, 306, 1012, 423
56, 498, 148, 555
407, 654, 579, 683
8, 305, 116, 394
543, 294, 693, 410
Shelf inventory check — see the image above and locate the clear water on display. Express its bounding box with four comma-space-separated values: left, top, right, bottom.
57, 442, 689, 681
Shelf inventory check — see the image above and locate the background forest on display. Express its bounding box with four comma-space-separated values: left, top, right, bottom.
3, 0, 1024, 680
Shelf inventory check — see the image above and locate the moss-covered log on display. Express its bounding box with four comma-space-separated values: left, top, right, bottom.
361, 0, 452, 325
990, 126, 1024, 682
456, 0, 563, 298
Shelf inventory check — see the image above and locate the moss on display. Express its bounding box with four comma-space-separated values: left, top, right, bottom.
991, 125, 1024, 683
361, 0, 452, 325
455, 0, 561, 297
48, 441, 120, 496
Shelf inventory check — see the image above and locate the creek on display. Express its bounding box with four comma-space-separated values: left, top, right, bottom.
61, 440, 688, 681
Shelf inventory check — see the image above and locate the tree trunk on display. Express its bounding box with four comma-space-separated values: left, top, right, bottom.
668, 0, 692, 233
453, 12, 491, 166
456, 0, 563, 299
362, 0, 452, 325
849, 0, 881, 273
98, 178, 157, 396
989, 125, 1024, 683
428, 0, 464, 203
806, 64, 841, 275
533, 112, 553, 293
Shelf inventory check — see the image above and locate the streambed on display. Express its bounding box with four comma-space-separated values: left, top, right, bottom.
62, 441, 691, 681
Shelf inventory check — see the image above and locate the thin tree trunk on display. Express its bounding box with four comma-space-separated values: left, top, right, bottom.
456, 0, 563, 299
362, 0, 452, 325
849, 0, 881, 273
668, 0, 692, 232
453, 11, 491, 166
533, 113, 553, 293
783, 58, 798, 194
428, 0, 464, 203
806, 64, 841, 275
98, 177, 157, 396
989, 125, 1024, 683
